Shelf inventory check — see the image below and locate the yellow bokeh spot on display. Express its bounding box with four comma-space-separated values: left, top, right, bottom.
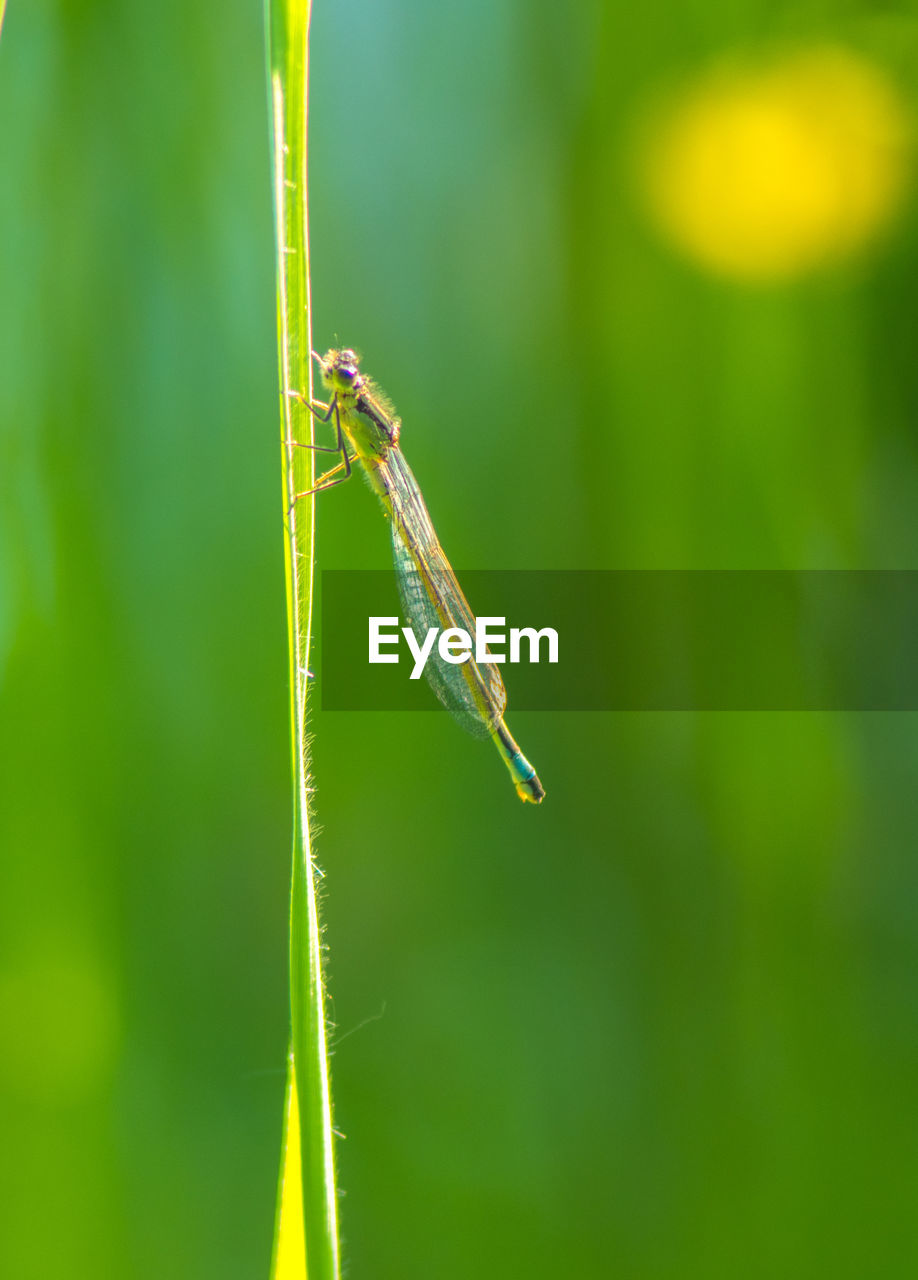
0, 942, 120, 1104
641, 47, 912, 281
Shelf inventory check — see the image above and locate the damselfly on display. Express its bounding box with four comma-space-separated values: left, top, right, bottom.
292, 348, 545, 805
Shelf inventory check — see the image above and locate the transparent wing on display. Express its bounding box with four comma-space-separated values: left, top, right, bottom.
384, 449, 506, 739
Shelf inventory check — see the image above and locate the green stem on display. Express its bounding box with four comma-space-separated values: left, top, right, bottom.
265, 2, 340, 1277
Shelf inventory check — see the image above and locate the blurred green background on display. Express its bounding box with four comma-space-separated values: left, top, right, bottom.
3, 1, 918, 1277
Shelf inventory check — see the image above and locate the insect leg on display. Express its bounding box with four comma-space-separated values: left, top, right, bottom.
288, 396, 353, 511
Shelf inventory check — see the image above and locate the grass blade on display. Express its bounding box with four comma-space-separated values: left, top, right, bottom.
264, 2, 341, 1277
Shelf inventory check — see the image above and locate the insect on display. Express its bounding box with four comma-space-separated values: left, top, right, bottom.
292, 348, 545, 804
